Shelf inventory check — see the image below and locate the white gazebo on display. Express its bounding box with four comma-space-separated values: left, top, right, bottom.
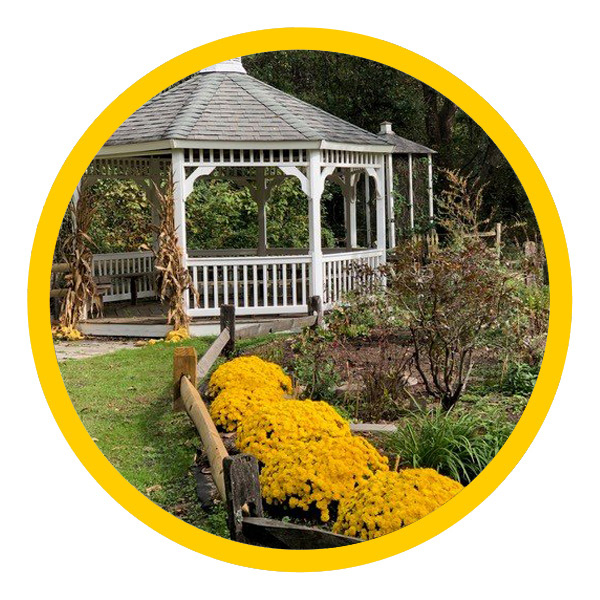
80, 57, 434, 333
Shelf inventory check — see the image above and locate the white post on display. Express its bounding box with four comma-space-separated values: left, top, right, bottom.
172, 149, 189, 311
72, 180, 81, 207
427, 153, 434, 224
256, 168, 268, 256
408, 154, 415, 231
307, 149, 324, 299
343, 176, 357, 250
148, 158, 162, 249
364, 172, 372, 247
349, 183, 357, 249
386, 153, 396, 248
375, 162, 387, 266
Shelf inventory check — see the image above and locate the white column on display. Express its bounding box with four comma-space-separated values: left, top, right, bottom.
148, 158, 162, 249
255, 168, 268, 256
408, 153, 415, 230
307, 149, 324, 299
386, 153, 396, 248
172, 149, 189, 311
364, 172, 372, 247
427, 153, 434, 224
374, 163, 387, 265
343, 176, 357, 249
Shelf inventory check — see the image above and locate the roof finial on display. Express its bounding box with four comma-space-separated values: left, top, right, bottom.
200, 57, 247, 74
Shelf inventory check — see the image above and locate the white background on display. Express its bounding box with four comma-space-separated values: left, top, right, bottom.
2, 2, 598, 597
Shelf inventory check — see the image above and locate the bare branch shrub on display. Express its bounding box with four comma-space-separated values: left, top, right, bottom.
386, 239, 515, 410
437, 169, 491, 242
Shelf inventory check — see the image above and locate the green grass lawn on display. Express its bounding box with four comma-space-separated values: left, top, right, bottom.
58, 336, 274, 538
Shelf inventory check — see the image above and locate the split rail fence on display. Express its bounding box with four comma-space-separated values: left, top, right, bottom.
172, 299, 359, 549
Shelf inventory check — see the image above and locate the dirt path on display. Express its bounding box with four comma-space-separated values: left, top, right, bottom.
54, 339, 140, 361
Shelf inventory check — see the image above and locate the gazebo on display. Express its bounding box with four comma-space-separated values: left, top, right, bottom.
80, 57, 434, 334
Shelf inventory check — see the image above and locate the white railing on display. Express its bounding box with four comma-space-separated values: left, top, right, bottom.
187, 255, 312, 317
323, 249, 384, 306
92, 251, 155, 303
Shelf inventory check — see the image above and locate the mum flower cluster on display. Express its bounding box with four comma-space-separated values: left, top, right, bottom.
259, 435, 388, 522
236, 400, 351, 462
52, 325, 84, 341
333, 469, 463, 540
208, 356, 293, 396
208, 354, 461, 535
210, 386, 287, 432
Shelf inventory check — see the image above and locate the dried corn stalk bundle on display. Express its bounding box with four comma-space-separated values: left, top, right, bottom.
59, 180, 101, 329
153, 177, 197, 330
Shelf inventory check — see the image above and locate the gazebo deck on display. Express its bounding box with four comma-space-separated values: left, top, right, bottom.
81, 298, 311, 338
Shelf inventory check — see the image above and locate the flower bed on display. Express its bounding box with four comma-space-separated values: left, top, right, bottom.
208, 355, 462, 538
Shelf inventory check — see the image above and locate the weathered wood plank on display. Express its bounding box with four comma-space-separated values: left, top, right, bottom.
241, 517, 361, 549
223, 455, 264, 544
234, 315, 317, 340
196, 327, 231, 381
180, 375, 229, 500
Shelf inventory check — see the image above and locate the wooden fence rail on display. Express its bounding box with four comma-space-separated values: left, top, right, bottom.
172, 298, 358, 548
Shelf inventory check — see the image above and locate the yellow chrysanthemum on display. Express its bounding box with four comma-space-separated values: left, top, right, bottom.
209, 386, 286, 432
237, 399, 351, 463
208, 355, 292, 396
333, 469, 463, 540
258, 436, 388, 521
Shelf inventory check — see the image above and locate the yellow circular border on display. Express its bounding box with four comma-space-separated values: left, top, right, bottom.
28, 28, 571, 571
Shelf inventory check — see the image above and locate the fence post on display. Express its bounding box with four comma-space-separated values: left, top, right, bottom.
220, 304, 236, 356
308, 295, 323, 328
495, 222, 502, 259
173, 346, 197, 412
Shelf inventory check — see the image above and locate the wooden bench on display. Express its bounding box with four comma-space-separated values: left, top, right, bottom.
110, 271, 155, 305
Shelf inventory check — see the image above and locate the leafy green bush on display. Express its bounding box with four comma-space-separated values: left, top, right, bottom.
325, 292, 388, 339
500, 361, 539, 396
292, 328, 340, 403
384, 408, 514, 485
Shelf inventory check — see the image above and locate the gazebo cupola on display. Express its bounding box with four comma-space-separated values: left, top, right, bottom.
85, 57, 432, 320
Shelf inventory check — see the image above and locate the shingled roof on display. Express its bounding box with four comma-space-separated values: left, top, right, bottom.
106, 60, 393, 148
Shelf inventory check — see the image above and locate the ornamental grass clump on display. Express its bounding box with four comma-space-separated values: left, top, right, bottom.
209, 386, 287, 432
208, 356, 293, 396
236, 400, 351, 463
259, 436, 389, 522
333, 469, 463, 540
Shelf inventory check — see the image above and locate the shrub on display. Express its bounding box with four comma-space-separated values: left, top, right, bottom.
334, 469, 462, 540
209, 386, 287, 432
386, 239, 516, 410
326, 291, 388, 338
259, 435, 388, 522
236, 400, 351, 462
292, 329, 340, 403
384, 408, 515, 485
354, 340, 414, 421
208, 355, 292, 396
500, 361, 539, 396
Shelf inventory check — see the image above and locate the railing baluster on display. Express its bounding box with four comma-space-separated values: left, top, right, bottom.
213, 265, 219, 308
233, 265, 239, 308
203, 266, 209, 309
253, 264, 259, 307
262, 264, 268, 307
292, 263, 297, 306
